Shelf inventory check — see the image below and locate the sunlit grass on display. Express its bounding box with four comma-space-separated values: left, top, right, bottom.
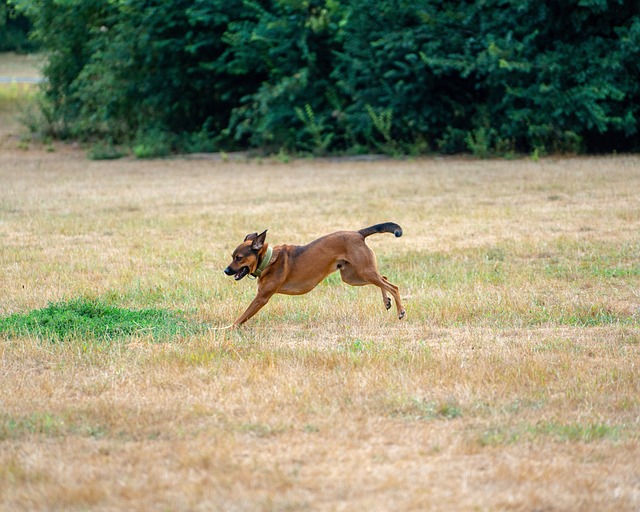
1, 155, 639, 511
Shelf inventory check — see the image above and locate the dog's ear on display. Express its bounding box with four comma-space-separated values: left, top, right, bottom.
251, 229, 268, 250
244, 232, 258, 242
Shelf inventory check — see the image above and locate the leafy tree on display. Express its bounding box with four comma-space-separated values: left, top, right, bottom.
16, 0, 260, 148
224, 0, 347, 152
330, 0, 640, 154
1, 0, 34, 51
13, 0, 640, 155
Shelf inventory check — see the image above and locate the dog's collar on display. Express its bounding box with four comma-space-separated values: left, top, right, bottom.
250, 246, 273, 278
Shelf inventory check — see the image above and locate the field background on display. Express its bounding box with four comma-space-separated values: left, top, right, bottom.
1, 77, 640, 510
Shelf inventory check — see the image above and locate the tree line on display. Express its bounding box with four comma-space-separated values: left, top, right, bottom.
11, 0, 640, 157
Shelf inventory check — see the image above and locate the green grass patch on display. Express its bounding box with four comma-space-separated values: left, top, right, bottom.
0, 411, 108, 440
0, 412, 66, 439
386, 395, 463, 421
0, 297, 204, 342
480, 421, 624, 446
531, 421, 622, 443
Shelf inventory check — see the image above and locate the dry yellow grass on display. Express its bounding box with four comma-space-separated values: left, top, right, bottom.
1, 99, 639, 509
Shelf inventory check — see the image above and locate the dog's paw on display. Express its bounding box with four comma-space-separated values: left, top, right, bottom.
398, 309, 406, 320
385, 297, 392, 310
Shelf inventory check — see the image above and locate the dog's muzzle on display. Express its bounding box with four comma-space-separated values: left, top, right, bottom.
224, 266, 250, 281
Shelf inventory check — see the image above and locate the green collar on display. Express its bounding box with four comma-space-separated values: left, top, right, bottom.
251, 246, 273, 278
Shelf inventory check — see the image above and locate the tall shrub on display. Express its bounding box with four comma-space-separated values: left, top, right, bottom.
18, 0, 260, 147
223, 0, 346, 152
1, 0, 34, 51
329, 0, 640, 154
16, 0, 640, 154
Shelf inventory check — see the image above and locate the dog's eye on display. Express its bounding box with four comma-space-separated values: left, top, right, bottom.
235, 255, 242, 261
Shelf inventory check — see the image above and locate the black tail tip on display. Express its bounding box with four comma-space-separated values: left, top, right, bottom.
394, 228, 402, 237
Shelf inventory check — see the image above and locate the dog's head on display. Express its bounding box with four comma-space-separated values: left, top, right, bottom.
224, 230, 268, 281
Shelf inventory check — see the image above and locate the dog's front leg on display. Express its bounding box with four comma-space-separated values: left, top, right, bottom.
232, 291, 274, 327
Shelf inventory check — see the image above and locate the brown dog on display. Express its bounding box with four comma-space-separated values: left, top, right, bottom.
224, 222, 406, 327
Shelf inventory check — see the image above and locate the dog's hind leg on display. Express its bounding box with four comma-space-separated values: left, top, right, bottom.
369, 273, 405, 320
339, 261, 405, 319
381, 276, 392, 310
338, 260, 367, 285
340, 261, 390, 310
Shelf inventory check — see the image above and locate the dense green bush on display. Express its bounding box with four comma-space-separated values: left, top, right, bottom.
14, 0, 640, 156
0, 0, 34, 51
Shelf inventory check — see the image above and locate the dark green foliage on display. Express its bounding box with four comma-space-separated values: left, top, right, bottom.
14, 0, 640, 155
329, 0, 640, 155
0, 1, 34, 51
17, 0, 257, 150
0, 298, 201, 342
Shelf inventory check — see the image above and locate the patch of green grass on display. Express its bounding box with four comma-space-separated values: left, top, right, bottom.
338, 338, 373, 353
531, 421, 622, 443
558, 305, 625, 327
0, 411, 108, 440
0, 412, 65, 439
386, 395, 463, 421
237, 422, 289, 438
479, 427, 518, 447
0, 297, 204, 342
479, 421, 624, 447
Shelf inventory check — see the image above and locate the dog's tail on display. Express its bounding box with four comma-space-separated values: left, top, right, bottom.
358, 222, 403, 239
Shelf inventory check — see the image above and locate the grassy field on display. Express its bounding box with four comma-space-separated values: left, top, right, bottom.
1, 82, 640, 510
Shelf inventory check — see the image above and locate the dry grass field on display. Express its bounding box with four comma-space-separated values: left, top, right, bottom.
1, 82, 639, 511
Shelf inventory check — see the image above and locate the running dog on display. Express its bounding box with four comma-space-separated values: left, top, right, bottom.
224, 222, 405, 326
